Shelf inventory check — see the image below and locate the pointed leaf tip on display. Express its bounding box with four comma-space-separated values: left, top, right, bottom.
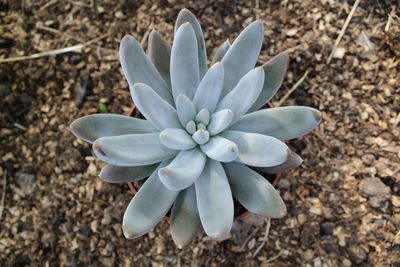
229, 106, 321, 140
119, 35, 173, 105
249, 52, 290, 112
220, 19, 264, 97
313, 110, 322, 122
69, 114, 157, 144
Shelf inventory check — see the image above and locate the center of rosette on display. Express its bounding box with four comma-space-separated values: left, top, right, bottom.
185, 109, 211, 144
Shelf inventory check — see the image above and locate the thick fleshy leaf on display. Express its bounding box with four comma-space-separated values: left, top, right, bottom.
171, 23, 200, 100
159, 148, 206, 191
159, 129, 197, 150
220, 21, 264, 97
216, 67, 264, 121
256, 150, 303, 174
200, 136, 238, 162
229, 106, 322, 140
99, 164, 158, 183
195, 159, 233, 240
221, 131, 289, 167
176, 94, 197, 126
207, 109, 233, 136
131, 83, 182, 130
122, 161, 179, 239
174, 8, 207, 78
186, 120, 196, 134
192, 62, 224, 113
211, 40, 231, 65
192, 130, 209, 145
195, 109, 210, 125
119, 35, 174, 105
224, 162, 287, 218
147, 30, 171, 87
70, 114, 157, 144
93, 133, 178, 166
248, 52, 289, 112
171, 185, 200, 248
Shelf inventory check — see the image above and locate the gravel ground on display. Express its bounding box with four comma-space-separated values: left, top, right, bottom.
0, 0, 399, 266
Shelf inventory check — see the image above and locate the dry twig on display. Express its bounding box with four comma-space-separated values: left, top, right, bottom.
385, 7, 394, 32
264, 250, 283, 263
255, 0, 260, 20
327, 0, 361, 64
0, 171, 7, 221
276, 70, 309, 107
0, 34, 109, 63
252, 218, 271, 258
140, 22, 155, 48
240, 227, 260, 251
38, 0, 58, 12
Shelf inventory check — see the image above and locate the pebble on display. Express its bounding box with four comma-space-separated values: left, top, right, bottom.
16, 172, 36, 196
359, 177, 391, 202
347, 245, 367, 264
320, 222, 334, 235
241, 213, 266, 227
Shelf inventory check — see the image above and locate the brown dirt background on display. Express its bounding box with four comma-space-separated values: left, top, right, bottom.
0, 0, 399, 266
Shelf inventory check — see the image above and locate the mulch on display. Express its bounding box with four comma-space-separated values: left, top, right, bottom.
0, 0, 399, 266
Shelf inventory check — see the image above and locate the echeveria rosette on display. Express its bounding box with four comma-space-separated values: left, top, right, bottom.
70, 9, 321, 248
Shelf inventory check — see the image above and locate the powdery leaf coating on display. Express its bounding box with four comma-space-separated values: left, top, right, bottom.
170, 185, 201, 248
159, 128, 197, 150
171, 23, 200, 100
224, 162, 287, 218
221, 130, 289, 167
192, 62, 224, 113
93, 133, 178, 166
147, 30, 172, 87
158, 148, 206, 191
70, 114, 157, 144
69, 8, 322, 247
220, 21, 264, 97
119, 35, 174, 105
131, 83, 182, 130
195, 159, 233, 240
100, 164, 158, 183
123, 161, 178, 239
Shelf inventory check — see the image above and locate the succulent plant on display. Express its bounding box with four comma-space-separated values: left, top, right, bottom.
70, 9, 321, 247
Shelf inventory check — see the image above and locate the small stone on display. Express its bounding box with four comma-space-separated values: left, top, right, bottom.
304, 249, 314, 261
348, 245, 367, 264
361, 154, 375, 166
87, 162, 97, 176
241, 213, 265, 227
320, 236, 339, 254
286, 28, 298, 36
342, 259, 352, 267
16, 172, 36, 197
115, 11, 124, 18
391, 195, 400, 207
313, 257, 322, 267
247, 238, 256, 250
320, 221, 334, 235
359, 177, 390, 201
278, 178, 290, 190
102, 206, 113, 225
333, 47, 346, 59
